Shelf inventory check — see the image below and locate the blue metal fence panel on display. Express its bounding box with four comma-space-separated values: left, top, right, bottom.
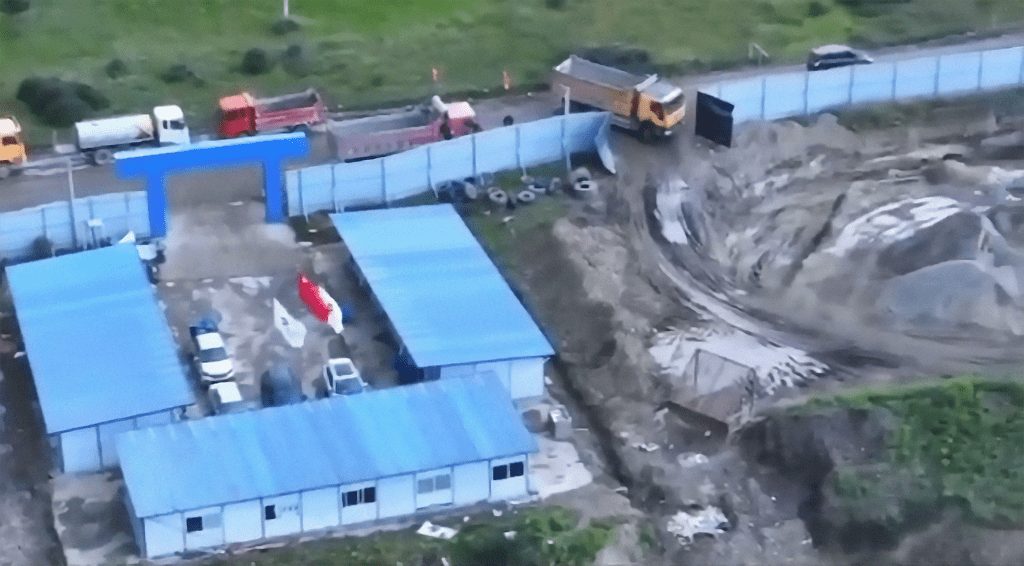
894, 56, 940, 99
565, 113, 607, 154
807, 66, 850, 112
763, 73, 807, 120
117, 374, 539, 519
851, 62, 897, 104
473, 127, 518, 175
428, 136, 475, 185
518, 119, 563, 167
329, 204, 554, 368
938, 51, 983, 94
383, 146, 430, 201
5, 244, 192, 434
0, 192, 150, 262
332, 159, 386, 210
979, 46, 1024, 89
718, 79, 764, 122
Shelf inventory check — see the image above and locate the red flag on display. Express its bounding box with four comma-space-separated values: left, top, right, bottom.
298, 273, 331, 322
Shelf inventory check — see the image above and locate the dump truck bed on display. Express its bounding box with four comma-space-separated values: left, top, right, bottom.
327, 107, 434, 138
555, 55, 647, 91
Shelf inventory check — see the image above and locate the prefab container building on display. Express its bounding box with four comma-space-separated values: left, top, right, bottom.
329, 204, 555, 400
116, 373, 538, 558
5, 244, 193, 474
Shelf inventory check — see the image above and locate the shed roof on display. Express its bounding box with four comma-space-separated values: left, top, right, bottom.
5, 244, 193, 434
117, 373, 538, 518
329, 205, 554, 368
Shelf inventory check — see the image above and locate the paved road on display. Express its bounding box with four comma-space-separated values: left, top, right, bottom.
0, 31, 1020, 213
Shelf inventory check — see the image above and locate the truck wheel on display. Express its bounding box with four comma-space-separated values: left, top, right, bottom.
93, 149, 114, 165
0, 165, 11, 180
639, 122, 656, 144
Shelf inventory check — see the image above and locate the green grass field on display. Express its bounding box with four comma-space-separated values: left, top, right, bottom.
2, 0, 1023, 146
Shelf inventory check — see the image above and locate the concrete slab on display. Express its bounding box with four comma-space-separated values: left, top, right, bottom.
51, 471, 140, 566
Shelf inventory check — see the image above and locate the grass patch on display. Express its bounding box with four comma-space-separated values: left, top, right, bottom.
795, 376, 1024, 528
3, 1, 1023, 149
463, 183, 568, 268
202, 506, 612, 566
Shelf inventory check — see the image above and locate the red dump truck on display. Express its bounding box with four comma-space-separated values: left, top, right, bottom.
217, 88, 326, 138
327, 96, 479, 162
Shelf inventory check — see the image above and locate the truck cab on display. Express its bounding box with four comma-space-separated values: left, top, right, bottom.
152, 105, 191, 146
217, 93, 258, 138
0, 116, 27, 177
633, 78, 686, 138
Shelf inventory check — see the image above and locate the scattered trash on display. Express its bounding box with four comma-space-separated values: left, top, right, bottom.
504, 531, 517, 540
614, 486, 629, 494
677, 453, 709, 467
228, 201, 245, 206
493, 509, 503, 517
634, 442, 660, 452
14, 351, 25, 358
417, 520, 458, 540
667, 506, 729, 543
463, 516, 470, 523
502, 216, 514, 223
273, 298, 307, 348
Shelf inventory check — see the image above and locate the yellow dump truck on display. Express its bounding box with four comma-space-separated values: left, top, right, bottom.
0, 116, 27, 179
552, 55, 685, 143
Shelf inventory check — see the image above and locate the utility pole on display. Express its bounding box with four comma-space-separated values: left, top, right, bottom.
563, 86, 571, 174
67, 158, 79, 250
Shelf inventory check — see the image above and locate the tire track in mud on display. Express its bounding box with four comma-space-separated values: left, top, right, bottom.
610, 132, 1024, 380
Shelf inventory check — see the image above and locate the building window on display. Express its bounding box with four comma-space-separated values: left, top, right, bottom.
343, 487, 376, 507
417, 478, 433, 494
493, 465, 508, 481
510, 461, 525, 478
186, 516, 203, 533
265, 505, 276, 520
417, 474, 452, 494
494, 462, 524, 481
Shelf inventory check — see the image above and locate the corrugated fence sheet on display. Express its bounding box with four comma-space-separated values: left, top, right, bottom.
707, 46, 1024, 125
0, 191, 150, 263
285, 112, 611, 216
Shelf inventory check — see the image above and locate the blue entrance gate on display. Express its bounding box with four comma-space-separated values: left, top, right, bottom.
114, 133, 309, 238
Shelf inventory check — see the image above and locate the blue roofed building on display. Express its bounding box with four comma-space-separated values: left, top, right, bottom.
116, 373, 538, 558
5, 244, 193, 474
329, 204, 555, 400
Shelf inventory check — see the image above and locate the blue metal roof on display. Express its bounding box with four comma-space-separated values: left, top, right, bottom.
329, 205, 554, 368
6, 244, 192, 434
117, 373, 538, 518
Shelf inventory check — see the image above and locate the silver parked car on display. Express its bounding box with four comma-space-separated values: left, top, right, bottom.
807, 44, 874, 71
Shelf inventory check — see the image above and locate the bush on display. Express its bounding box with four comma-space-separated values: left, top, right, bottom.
545, 0, 566, 10
40, 93, 92, 129
270, 17, 300, 35
241, 48, 274, 75
807, 0, 830, 17
16, 77, 67, 114
105, 58, 129, 79
72, 83, 109, 111
281, 44, 312, 77
0, 0, 30, 16
160, 64, 191, 84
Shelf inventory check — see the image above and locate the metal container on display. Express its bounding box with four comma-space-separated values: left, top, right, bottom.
550, 406, 572, 440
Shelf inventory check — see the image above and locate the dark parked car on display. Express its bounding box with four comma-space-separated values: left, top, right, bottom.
807, 44, 874, 71
261, 364, 305, 407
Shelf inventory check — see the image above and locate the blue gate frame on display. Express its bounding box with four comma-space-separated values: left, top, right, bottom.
114, 133, 309, 238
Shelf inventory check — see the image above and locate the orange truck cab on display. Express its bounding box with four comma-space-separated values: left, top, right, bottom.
0, 116, 27, 178
217, 89, 326, 138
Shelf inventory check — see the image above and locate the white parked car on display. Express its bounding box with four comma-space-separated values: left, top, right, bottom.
190, 326, 235, 383
323, 357, 368, 396
208, 381, 252, 415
